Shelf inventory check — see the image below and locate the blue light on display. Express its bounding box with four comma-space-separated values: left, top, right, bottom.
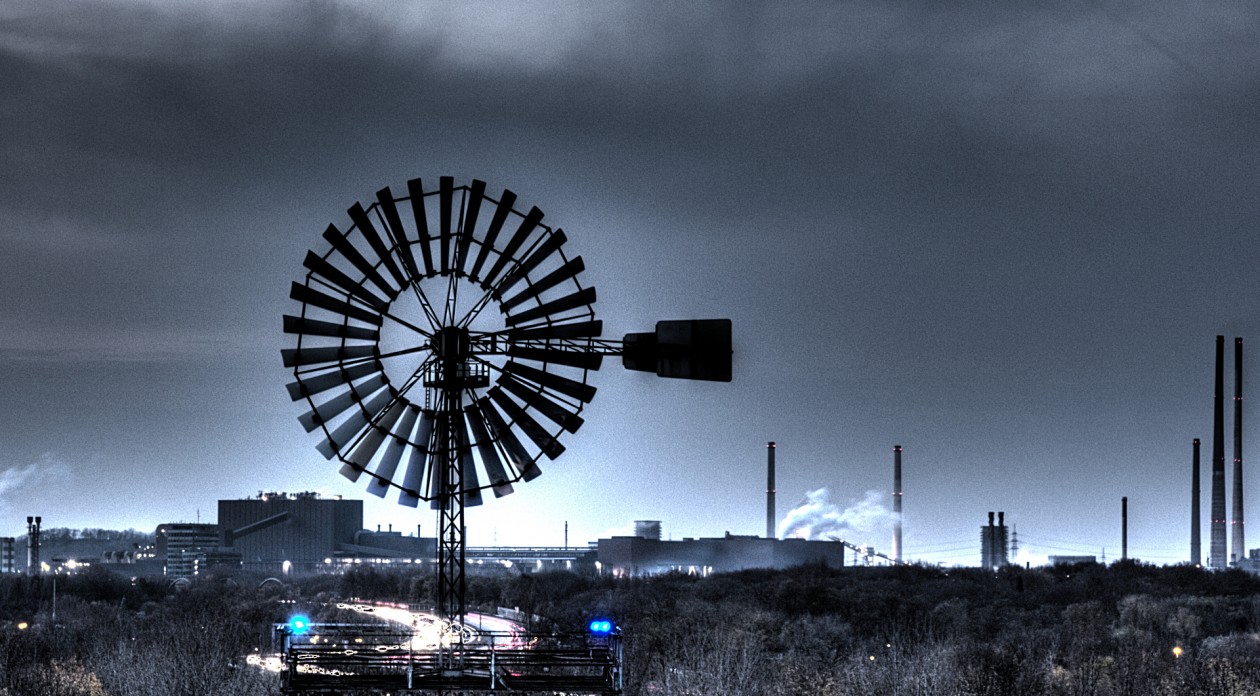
589, 619, 613, 634
290, 615, 311, 635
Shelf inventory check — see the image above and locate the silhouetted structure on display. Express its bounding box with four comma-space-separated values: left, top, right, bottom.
1212, 336, 1227, 569
156, 523, 221, 578
633, 521, 662, 540
598, 532, 843, 577
219, 492, 362, 572
980, 511, 1009, 570
1192, 437, 1201, 566
0, 538, 14, 574
1048, 555, 1096, 565
26, 516, 40, 574
1233, 337, 1245, 563
1121, 497, 1128, 560
283, 175, 732, 627
893, 445, 903, 563
766, 442, 776, 539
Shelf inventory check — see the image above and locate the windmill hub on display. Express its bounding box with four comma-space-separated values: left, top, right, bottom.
433, 326, 471, 360
426, 327, 488, 390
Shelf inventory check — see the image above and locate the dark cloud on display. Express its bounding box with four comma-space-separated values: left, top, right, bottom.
1, 0, 1257, 563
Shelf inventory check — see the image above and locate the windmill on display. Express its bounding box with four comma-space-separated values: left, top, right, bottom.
282, 176, 730, 634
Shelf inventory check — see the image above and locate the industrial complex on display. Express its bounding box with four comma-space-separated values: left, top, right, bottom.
6, 335, 1260, 581
3, 489, 844, 579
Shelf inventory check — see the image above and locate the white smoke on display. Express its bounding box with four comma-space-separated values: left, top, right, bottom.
0, 454, 72, 508
778, 488, 897, 544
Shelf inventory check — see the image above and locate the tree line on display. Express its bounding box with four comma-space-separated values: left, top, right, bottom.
4, 560, 1260, 694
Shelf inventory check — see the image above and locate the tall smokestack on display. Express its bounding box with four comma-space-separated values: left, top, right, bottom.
1192, 438, 1201, 566
766, 442, 776, 539
1233, 337, 1245, 564
981, 512, 995, 569
1121, 496, 1128, 561
26, 516, 41, 575
1211, 335, 1228, 569
893, 445, 903, 563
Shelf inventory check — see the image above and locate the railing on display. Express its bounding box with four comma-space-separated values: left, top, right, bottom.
277, 623, 622, 694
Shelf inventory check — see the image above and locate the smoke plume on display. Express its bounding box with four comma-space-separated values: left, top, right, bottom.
0, 454, 72, 508
778, 488, 897, 544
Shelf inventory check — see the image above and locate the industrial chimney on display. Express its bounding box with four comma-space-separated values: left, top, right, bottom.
1212, 335, 1227, 569
766, 442, 776, 539
1233, 337, 1245, 564
26, 516, 41, 575
1121, 496, 1128, 561
893, 445, 903, 563
1192, 438, 1201, 566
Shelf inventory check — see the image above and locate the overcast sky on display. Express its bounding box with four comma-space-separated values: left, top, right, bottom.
2, 0, 1258, 566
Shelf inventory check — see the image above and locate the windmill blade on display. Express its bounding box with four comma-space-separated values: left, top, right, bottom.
507, 345, 603, 371
477, 396, 541, 481
507, 319, 603, 341
499, 256, 583, 312
457, 419, 484, 507
348, 202, 409, 289
406, 178, 436, 277
469, 189, 517, 282
488, 386, 565, 460
339, 397, 406, 482
505, 286, 597, 327
495, 229, 567, 296
454, 179, 486, 276
366, 406, 420, 497
281, 343, 378, 369
376, 186, 422, 281
498, 374, 585, 433
301, 251, 389, 311
297, 373, 388, 432
321, 224, 398, 299
284, 360, 381, 401
465, 403, 514, 497
316, 387, 396, 459
398, 410, 435, 507
503, 361, 598, 403
289, 282, 383, 327
439, 176, 455, 275
481, 206, 544, 289
283, 315, 379, 342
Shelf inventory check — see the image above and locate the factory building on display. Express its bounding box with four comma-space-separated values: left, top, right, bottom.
156, 523, 221, 578
0, 538, 14, 574
216, 492, 434, 572
980, 511, 1009, 570
1048, 555, 1097, 565
343, 526, 437, 562
597, 531, 845, 577
219, 492, 363, 572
